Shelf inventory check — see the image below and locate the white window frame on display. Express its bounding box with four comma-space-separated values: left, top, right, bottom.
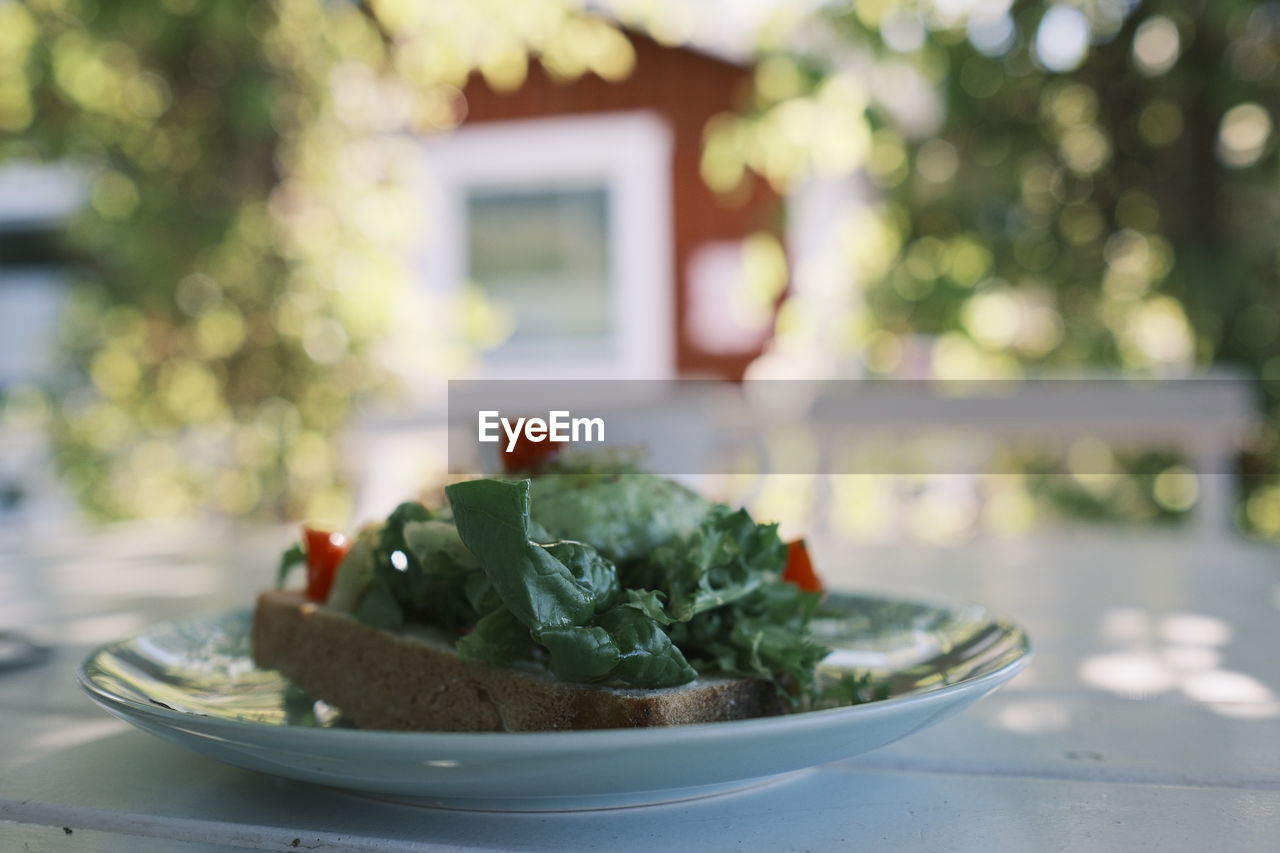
420, 111, 675, 379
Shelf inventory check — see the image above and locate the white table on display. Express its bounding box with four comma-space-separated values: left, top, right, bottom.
1, 522, 1277, 852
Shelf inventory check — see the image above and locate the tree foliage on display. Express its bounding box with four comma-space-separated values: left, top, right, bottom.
2, 0, 630, 521
719, 0, 1280, 534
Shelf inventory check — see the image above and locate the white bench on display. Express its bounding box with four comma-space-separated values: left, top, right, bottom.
795, 373, 1258, 537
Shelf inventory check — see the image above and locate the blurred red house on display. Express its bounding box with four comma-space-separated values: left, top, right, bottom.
422, 30, 784, 380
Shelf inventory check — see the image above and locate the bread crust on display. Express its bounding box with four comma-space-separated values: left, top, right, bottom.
251, 590, 785, 731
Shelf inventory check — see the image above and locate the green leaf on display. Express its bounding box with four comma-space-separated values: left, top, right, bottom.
367, 501, 433, 613
352, 579, 404, 632
395, 518, 490, 627
530, 474, 711, 563
668, 583, 829, 702
597, 606, 696, 687
456, 607, 536, 667
402, 519, 479, 571
318, 475, 826, 695
623, 588, 674, 625
634, 504, 785, 622
741, 579, 823, 626
542, 539, 621, 612
275, 542, 305, 589
535, 625, 619, 682
446, 478, 595, 632
463, 570, 501, 616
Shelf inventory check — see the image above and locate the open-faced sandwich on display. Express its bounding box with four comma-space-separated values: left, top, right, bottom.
252, 463, 836, 732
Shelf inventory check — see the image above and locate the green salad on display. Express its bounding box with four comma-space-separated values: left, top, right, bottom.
280, 472, 831, 700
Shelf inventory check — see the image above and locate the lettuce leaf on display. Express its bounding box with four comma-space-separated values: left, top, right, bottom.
530, 475, 710, 563
456, 606, 536, 667
447, 477, 697, 688
348, 502, 486, 632
623, 588, 674, 625
541, 540, 622, 612
628, 504, 786, 623
536, 625, 620, 682
288, 475, 827, 697
447, 479, 596, 632
401, 519, 497, 627
358, 501, 431, 627
597, 605, 696, 687
668, 583, 828, 698
352, 579, 404, 632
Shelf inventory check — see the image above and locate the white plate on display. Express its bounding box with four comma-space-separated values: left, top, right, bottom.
78, 593, 1030, 811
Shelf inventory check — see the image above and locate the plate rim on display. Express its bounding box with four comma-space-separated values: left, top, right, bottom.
77, 593, 1033, 747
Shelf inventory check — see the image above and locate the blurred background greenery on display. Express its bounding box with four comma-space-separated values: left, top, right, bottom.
1, 0, 634, 521
1, 0, 1277, 538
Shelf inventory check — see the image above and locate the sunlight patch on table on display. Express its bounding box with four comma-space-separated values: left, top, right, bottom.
1079, 651, 1177, 697
1157, 613, 1233, 647
1159, 645, 1220, 672
994, 698, 1072, 735
1083, 606, 1279, 719
1180, 670, 1280, 719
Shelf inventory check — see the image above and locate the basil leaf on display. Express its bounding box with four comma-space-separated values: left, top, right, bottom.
597, 606, 696, 687
463, 570, 501, 616
446, 479, 595, 632
536, 625, 619, 682
542, 540, 621, 613
457, 606, 535, 667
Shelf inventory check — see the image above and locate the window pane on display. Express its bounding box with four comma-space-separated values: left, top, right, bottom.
466, 187, 611, 349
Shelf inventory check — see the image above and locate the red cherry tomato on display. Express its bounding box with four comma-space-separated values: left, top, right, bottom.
303, 527, 349, 603
782, 539, 823, 593
500, 431, 563, 473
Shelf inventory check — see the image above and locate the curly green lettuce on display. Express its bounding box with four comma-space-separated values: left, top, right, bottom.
319, 475, 828, 695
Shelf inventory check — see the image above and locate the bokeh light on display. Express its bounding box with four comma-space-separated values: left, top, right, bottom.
1034, 6, 1090, 72
1218, 103, 1273, 168
1132, 16, 1180, 77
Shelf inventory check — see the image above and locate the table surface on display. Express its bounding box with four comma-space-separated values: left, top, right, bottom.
1, 520, 1277, 852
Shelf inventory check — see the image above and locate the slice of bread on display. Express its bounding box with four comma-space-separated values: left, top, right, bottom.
251, 590, 785, 732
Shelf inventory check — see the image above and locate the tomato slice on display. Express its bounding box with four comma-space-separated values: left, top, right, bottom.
302, 527, 349, 603
500, 431, 563, 473
782, 539, 822, 593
